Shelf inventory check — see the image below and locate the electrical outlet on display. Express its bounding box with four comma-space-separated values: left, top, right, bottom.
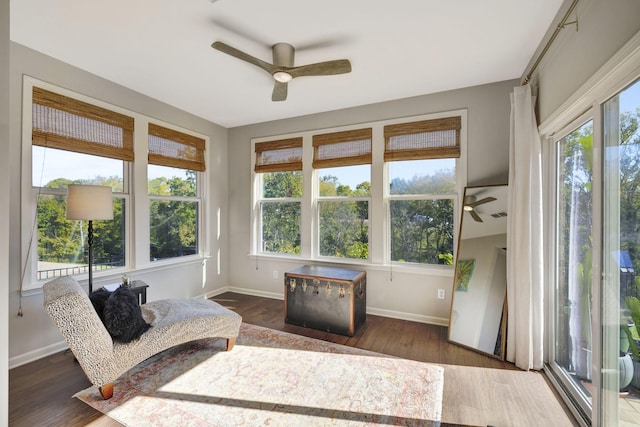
437, 288, 445, 299
273, 270, 279, 279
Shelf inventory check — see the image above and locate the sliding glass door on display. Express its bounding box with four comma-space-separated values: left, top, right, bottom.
549, 78, 640, 426
600, 79, 640, 426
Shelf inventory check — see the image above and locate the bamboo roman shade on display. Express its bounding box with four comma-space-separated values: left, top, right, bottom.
312, 128, 372, 169
254, 137, 303, 173
32, 87, 134, 161
384, 116, 461, 161
148, 123, 206, 172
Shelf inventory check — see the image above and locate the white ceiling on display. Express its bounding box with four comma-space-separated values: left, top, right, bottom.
10, 0, 563, 128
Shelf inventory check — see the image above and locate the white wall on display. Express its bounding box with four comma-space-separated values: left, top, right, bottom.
529, 0, 640, 122
7, 43, 230, 367
1, 0, 10, 422
227, 80, 515, 325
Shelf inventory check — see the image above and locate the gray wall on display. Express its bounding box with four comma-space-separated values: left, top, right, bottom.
5, 0, 640, 419
1, 0, 10, 422
529, 0, 640, 122
8, 43, 230, 366
227, 80, 515, 325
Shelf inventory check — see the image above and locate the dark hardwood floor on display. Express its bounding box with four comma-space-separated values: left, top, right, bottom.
212, 292, 514, 370
9, 292, 575, 426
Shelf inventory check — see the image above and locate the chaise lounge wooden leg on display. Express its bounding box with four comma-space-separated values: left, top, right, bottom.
226, 337, 236, 351
99, 382, 114, 400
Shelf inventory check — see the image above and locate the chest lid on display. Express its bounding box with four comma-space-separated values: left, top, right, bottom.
287, 265, 365, 282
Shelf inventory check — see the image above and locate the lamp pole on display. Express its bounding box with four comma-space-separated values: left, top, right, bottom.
87, 219, 95, 293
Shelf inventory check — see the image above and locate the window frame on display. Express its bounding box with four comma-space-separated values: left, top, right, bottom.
384, 116, 461, 267
21, 77, 209, 291
256, 172, 303, 255
147, 168, 203, 263
250, 110, 467, 272
386, 191, 457, 266
314, 128, 372, 262
253, 138, 304, 256
546, 111, 596, 420
147, 122, 206, 263
316, 179, 372, 262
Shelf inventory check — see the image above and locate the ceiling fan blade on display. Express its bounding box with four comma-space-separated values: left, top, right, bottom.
212, 41, 277, 75
470, 210, 483, 223
287, 59, 352, 78
272, 81, 288, 102
214, 40, 350, 101
469, 196, 496, 208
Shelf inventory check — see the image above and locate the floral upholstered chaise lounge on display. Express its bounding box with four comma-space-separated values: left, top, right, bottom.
42, 276, 242, 399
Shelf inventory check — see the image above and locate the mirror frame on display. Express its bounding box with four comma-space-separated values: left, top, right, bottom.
448, 184, 508, 360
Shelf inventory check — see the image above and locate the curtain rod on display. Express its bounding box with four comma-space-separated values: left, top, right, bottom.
521, 0, 579, 85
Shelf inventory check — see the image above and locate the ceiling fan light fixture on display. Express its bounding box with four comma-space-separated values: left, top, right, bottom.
463, 205, 473, 211
212, 41, 351, 101
273, 71, 292, 83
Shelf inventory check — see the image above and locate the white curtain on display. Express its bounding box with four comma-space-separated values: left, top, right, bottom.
506, 84, 544, 370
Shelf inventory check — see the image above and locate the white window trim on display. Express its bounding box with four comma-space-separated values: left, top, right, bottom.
20, 76, 210, 291
145, 118, 208, 265
250, 109, 467, 274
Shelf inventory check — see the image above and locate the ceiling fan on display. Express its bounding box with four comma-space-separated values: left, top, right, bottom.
211, 41, 352, 102
463, 195, 497, 223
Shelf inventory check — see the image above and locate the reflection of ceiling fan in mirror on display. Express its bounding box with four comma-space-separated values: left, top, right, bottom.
211, 41, 352, 102
463, 195, 497, 222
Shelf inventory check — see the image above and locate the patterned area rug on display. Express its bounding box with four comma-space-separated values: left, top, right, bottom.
75, 323, 444, 426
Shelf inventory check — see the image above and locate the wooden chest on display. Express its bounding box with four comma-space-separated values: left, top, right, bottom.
284, 265, 366, 336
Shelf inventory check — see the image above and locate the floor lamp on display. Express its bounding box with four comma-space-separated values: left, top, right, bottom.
66, 184, 113, 293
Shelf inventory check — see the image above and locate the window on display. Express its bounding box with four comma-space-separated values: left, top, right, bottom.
148, 123, 205, 261
251, 111, 465, 268
254, 138, 303, 255
30, 86, 132, 282
385, 117, 460, 265
22, 78, 209, 289
314, 128, 372, 260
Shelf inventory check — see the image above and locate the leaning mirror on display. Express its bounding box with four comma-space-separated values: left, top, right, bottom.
448, 184, 508, 360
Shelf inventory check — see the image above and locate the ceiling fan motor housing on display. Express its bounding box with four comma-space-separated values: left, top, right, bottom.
272, 43, 294, 82
272, 43, 294, 67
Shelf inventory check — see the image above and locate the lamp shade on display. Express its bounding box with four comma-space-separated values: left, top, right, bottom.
66, 184, 114, 221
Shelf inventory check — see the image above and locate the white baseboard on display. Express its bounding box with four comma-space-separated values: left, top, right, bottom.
366, 307, 449, 327
226, 286, 284, 300
201, 285, 282, 300
224, 287, 450, 327
9, 341, 68, 369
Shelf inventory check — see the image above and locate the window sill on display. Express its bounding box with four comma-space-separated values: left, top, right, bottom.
249, 253, 454, 277
21, 255, 207, 297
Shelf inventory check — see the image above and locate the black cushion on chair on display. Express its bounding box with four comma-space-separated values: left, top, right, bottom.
103, 286, 151, 343
89, 287, 112, 322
